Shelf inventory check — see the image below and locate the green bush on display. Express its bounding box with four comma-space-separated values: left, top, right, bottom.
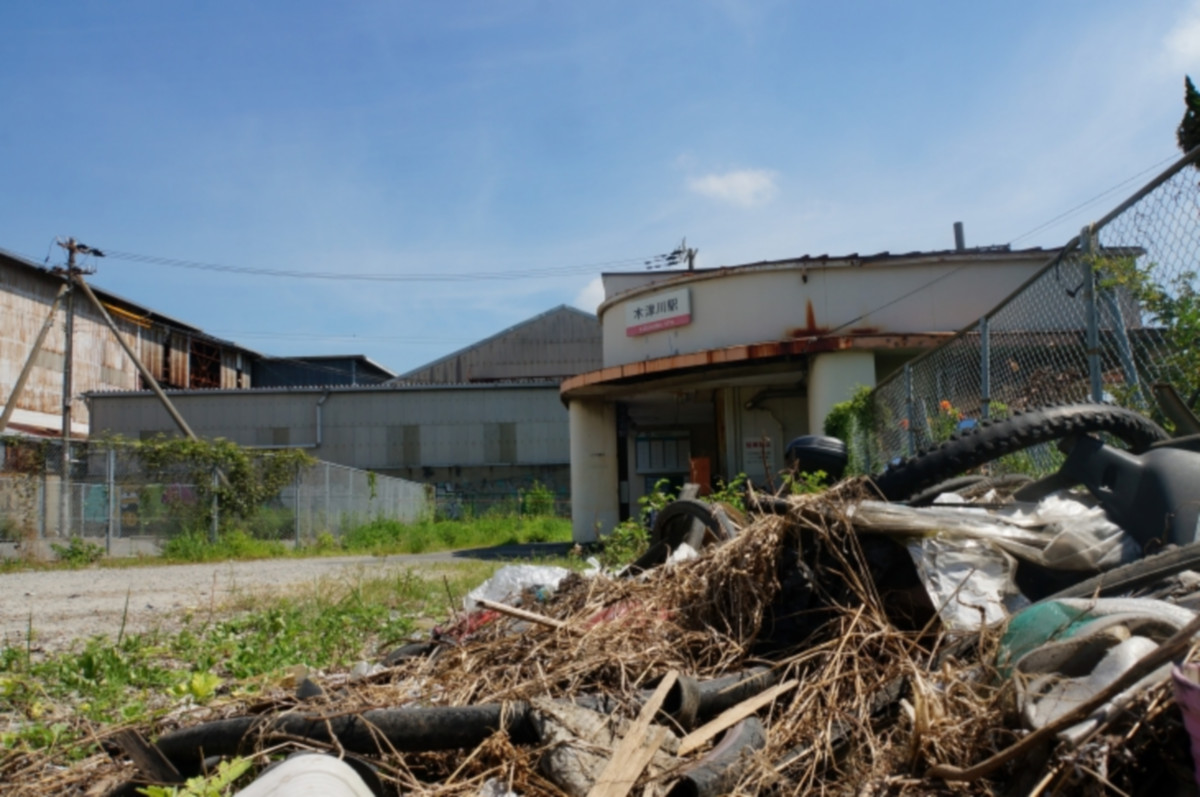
161, 529, 287, 562
521, 481, 557, 516
49, 537, 105, 567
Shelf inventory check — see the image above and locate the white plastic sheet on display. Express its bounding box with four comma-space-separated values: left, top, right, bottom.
464, 564, 572, 611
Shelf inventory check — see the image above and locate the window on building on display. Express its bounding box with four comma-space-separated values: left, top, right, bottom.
635, 432, 691, 474
484, 422, 517, 463
388, 425, 421, 466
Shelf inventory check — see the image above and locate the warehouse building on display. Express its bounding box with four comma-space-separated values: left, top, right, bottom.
88, 306, 602, 505
0, 247, 258, 439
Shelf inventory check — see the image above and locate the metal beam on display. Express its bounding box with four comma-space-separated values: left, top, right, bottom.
72, 274, 197, 440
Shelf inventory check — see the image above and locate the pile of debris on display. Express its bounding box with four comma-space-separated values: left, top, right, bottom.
18, 403, 1200, 795
25, 491, 1200, 793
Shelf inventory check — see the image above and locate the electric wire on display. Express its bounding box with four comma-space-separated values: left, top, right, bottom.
1008, 151, 1180, 246
100, 249, 661, 282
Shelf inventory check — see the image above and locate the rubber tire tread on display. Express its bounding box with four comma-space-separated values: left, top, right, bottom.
870, 404, 1167, 502
650, 499, 729, 548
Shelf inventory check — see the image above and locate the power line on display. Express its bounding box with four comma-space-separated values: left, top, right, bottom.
1008, 151, 1180, 246
99, 249, 662, 282
215, 330, 476, 344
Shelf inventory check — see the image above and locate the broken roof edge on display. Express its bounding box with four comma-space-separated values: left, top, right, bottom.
0, 246, 264, 358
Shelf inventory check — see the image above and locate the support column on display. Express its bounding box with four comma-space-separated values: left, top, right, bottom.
807, 351, 876, 437
568, 398, 619, 543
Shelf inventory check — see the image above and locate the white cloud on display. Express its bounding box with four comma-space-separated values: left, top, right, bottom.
688, 169, 779, 207
1165, 2, 1200, 71
573, 276, 606, 313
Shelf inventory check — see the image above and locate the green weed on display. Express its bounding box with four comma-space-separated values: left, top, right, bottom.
48, 537, 105, 567
0, 563, 497, 762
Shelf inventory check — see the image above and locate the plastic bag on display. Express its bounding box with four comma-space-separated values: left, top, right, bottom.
907, 536, 1029, 630
464, 564, 572, 611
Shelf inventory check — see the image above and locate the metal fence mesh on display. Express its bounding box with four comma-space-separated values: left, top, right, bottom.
861, 148, 1200, 466
0, 439, 429, 551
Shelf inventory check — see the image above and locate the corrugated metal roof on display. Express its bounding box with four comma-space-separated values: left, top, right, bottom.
84, 379, 562, 399
394, 304, 598, 382
0, 247, 263, 358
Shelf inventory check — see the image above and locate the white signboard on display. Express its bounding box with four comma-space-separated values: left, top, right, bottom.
742, 437, 775, 479
625, 287, 691, 337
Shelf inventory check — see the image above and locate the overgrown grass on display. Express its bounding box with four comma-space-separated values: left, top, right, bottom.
340, 515, 570, 555
0, 513, 573, 572
0, 562, 498, 761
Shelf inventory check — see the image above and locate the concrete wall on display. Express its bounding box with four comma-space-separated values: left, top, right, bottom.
598, 253, 1049, 368
87, 383, 570, 498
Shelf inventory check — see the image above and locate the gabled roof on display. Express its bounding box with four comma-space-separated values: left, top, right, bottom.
393, 304, 599, 383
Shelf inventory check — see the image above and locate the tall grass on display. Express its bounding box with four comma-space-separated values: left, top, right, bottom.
339, 514, 570, 554
0, 563, 498, 757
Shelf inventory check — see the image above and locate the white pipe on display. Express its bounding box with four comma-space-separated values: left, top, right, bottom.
233, 754, 374, 797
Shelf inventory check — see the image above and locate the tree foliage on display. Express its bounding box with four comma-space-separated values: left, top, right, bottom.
1179, 75, 1200, 157
129, 435, 314, 524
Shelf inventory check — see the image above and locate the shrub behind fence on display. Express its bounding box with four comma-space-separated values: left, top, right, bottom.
859, 148, 1200, 465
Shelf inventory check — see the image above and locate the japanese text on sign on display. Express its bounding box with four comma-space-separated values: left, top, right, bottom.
625, 287, 691, 336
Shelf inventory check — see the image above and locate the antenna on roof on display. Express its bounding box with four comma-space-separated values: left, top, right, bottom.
644, 238, 698, 271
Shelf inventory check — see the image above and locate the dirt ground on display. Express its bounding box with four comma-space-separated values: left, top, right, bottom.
0, 551, 467, 653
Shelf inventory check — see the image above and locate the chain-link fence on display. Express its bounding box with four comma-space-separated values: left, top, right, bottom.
855, 148, 1200, 468
0, 438, 429, 553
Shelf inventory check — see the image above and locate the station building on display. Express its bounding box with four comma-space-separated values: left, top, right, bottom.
561, 245, 1055, 541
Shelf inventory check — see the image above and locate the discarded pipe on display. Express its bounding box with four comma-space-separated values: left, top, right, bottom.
666, 717, 766, 797
154, 703, 536, 776
233, 754, 375, 797
573, 668, 780, 733
692, 667, 780, 719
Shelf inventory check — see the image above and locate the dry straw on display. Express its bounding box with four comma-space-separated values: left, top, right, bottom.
6, 485, 1194, 795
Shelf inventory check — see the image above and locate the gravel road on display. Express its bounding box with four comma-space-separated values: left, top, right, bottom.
0, 551, 472, 653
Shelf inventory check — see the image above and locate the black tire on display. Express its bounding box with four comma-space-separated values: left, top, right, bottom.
650, 499, 730, 549
870, 404, 1168, 502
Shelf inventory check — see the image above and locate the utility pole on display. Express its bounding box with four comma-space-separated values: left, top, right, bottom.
53, 238, 99, 536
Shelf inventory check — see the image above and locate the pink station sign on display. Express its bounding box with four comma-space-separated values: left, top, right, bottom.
625, 287, 691, 337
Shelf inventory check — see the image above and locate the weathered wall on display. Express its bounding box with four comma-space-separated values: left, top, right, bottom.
400, 305, 601, 383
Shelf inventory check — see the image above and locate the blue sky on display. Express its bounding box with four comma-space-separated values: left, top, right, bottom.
2, 1, 1198, 375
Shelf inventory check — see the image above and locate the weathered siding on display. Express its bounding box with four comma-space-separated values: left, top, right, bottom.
88, 385, 570, 489
1, 251, 258, 435
400, 305, 601, 384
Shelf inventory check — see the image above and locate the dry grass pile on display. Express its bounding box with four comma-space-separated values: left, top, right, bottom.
7, 486, 1198, 795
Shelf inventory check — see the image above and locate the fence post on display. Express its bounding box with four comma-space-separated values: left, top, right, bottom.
294, 468, 301, 549
904, 364, 916, 456
1101, 287, 1144, 407
980, 316, 991, 420
106, 447, 115, 555
1081, 225, 1104, 402
39, 466, 46, 539
210, 466, 219, 543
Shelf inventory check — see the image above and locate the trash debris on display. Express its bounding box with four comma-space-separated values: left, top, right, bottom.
464, 564, 574, 611
24, 435, 1200, 796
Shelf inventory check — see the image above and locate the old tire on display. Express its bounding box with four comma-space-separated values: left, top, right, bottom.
870, 404, 1167, 502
